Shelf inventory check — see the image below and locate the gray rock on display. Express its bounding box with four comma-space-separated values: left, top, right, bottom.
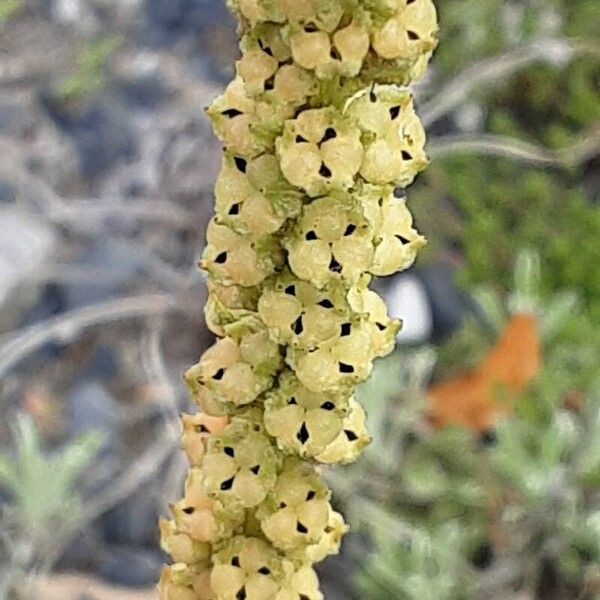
97, 546, 164, 588
0, 181, 16, 203
0, 209, 56, 307
100, 486, 163, 547
417, 264, 475, 343
67, 380, 119, 440
63, 239, 144, 309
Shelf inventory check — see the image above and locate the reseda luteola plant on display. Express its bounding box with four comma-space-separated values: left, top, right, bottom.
159, 2, 437, 598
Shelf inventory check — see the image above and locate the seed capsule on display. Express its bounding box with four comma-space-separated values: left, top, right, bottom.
346, 85, 428, 186
181, 413, 229, 466
264, 371, 350, 457
284, 192, 374, 288
207, 78, 293, 158
202, 414, 281, 508
160, 564, 214, 600
210, 536, 285, 600
287, 321, 377, 393
201, 218, 284, 288
315, 398, 371, 463
171, 469, 244, 543
275, 566, 323, 600
302, 508, 348, 563
258, 272, 351, 349
347, 276, 401, 357
277, 108, 363, 197
215, 153, 302, 239
159, 518, 211, 566
185, 332, 282, 415
369, 188, 427, 276
257, 459, 334, 557
372, 0, 438, 64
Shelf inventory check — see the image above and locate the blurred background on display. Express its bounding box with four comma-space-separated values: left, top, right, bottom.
0, 1, 598, 599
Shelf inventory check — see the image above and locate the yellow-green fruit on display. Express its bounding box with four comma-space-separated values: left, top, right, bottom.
207, 78, 293, 158
204, 281, 261, 337
171, 468, 244, 543
347, 276, 401, 357
368, 188, 426, 276
215, 152, 302, 239
202, 415, 281, 508
289, 20, 370, 78
345, 85, 428, 186
185, 332, 282, 415
302, 508, 348, 562
201, 218, 284, 288
275, 566, 323, 600
277, 108, 363, 197
264, 371, 350, 457
233, 0, 344, 31
257, 459, 334, 557
181, 413, 230, 466
238, 23, 316, 106
160, 564, 214, 600
287, 321, 377, 393
371, 0, 438, 64
315, 398, 371, 463
284, 192, 374, 288
258, 272, 352, 349
210, 536, 286, 600
159, 518, 211, 565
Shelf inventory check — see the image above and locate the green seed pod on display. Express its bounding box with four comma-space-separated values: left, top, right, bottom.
287, 321, 376, 393
232, 0, 345, 32
204, 281, 261, 337
315, 398, 371, 464
257, 459, 333, 557
181, 413, 230, 466
159, 518, 211, 566
185, 331, 282, 415
264, 371, 350, 457
277, 108, 363, 197
210, 536, 287, 600
171, 468, 245, 543
201, 218, 284, 288
215, 152, 303, 239
368, 188, 426, 276
238, 24, 317, 108
345, 85, 428, 186
284, 192, 374, 287
289, 19, 370, 79
258, 271, 352, 349
347, 275, 401, 357
302, 508, 347, 563
275, 565, 323, 600
371, 0, 438, 65
207, 78, 293, 158
160, 563, 215, 600
202, 414, 281, 508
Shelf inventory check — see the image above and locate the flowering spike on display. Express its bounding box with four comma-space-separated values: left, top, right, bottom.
160, 0, 437, 597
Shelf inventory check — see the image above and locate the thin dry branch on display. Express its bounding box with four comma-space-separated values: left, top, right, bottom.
420, 38, 586, 128
428, 128, 600, 167
0, 294, 187, 378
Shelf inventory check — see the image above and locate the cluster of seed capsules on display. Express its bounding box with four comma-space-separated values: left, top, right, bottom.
159, 1, 437, 598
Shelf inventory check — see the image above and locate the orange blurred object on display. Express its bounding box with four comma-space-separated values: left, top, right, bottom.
428, 313, 541, 431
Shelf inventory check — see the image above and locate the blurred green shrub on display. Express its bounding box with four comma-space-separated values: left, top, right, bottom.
56, 37, 122, 103
0, 415, 102, 595
0, 0, 22, 24
0, 415, 102, 528
339, 249, 600, 599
